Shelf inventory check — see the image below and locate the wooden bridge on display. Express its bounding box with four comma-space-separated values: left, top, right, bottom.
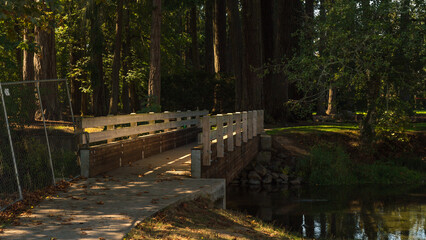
77, 109, 264, 184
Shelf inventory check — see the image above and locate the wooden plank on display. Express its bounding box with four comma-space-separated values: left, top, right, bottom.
260, 110, 264, 133
235, 112, 242, 146
216, 115, 224, 158
247, 111, 253, 139
226, 113, 234, 152
84, 119, 198, 144
242, 111, 248, 142
202, 116, 211, 166
253, 110, 257, 137
81, 110, 208, 128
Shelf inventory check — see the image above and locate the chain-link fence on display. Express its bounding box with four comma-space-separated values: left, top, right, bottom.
0, 79, 79, 211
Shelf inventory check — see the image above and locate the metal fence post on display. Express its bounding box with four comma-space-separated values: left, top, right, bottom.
0, 84, 23, 201
36, 83, 56, 185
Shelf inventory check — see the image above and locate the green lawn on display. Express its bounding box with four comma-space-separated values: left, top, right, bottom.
266, 122, 426, 135
266, 124, 359, 135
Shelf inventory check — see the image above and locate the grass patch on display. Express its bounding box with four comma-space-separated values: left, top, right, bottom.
266, 124, 359, 135
298, 144, 425, 185
414, 110, 426, 114
125, 198, 300, 240
407, 122, 426, 132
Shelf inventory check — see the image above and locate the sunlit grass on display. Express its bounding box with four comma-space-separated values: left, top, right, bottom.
266, 124, 359, 135
407, 122, 426, 132
415, 110, 426, 114
125, 198, 300, 240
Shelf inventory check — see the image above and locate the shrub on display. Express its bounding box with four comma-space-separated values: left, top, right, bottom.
299, 144, 425, 185
298, 143, 357, 185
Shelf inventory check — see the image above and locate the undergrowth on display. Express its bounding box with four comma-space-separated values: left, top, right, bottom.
298, 143, 425, 185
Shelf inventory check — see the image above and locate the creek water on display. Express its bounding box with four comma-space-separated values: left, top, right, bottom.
227, 184, 425, 239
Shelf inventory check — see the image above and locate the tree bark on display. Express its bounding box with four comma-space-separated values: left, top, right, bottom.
148, 0, 162, 108
213, 0, 226, 74
326, 85, 336, 115
242, 0, 263, 110
23, 28, 34, 81
34, 22, 60, 120
226, 0, 243, 111
109, 0, 124, 115
204, 0, 214, 73
121, 0, 131, 114
90, 0, 107, 116
262, 0, 275, 116
190, 6, 200, 71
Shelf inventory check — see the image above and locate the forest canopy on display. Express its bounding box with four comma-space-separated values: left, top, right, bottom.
0, 0, 425, 144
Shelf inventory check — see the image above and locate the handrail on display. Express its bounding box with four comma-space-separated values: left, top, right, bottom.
76, 110, 208, 145
201, 110, 264, 166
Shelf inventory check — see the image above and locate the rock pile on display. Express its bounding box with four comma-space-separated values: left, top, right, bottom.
231, 134, 303, 186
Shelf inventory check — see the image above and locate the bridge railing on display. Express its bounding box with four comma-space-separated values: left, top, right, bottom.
201, 110, 264, 166
77, 110, 208, 146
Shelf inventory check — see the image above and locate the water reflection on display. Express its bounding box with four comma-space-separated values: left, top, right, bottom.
227, 184, 425, 239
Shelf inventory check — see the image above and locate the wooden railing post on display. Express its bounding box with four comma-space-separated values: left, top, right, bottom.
260, 110, 264, 133
235, 112, 242, 146
247, 111, 253, 139
242, 111, 248, 143
176, 110, 181, 130
216, 114, 224, 158
107, 123, 114, 143
130, 112, 137, 139
163, 111, 170, 132
253, 110, 257, 137
202, 116, 211, 166
149, 112, 155, 134
226, 113, 234, 151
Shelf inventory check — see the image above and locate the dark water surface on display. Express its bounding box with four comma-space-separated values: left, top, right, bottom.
227, 184, 425, 239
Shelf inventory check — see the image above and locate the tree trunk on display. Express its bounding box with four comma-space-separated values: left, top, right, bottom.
205, 0, 214, 73
109, 0, 124, 115
34, 23, 60, 120
326, 85, 336, 115
242, 0, 263, 110
316, 0, 327, 115
261, 0, 274, 116
90, 0, 107, 116
70, 46, 82, 116
226, 0, 243, 111
190, 6, 200, 71
148, 0, 162, 108
121, 0, 131, 114
213, 0, 227, 74
23, 28, 34, 81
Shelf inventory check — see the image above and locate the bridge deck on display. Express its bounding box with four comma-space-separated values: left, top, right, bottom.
107, 142, 196, 179
0, 143, 226, 240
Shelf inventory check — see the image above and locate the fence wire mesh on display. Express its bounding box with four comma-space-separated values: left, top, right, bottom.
0, 79, 78, 211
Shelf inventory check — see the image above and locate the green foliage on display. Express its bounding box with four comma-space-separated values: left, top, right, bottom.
285, 0, 425, 142
298, 144, 425, 185
298, 144, 356, 185
285, 100, 314, 121
375, 110, 410, 143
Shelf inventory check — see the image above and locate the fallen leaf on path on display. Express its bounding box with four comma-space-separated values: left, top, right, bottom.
80, 231, 88, 235
80, 227, 93, 231
151, 199, 159, 204
99, 237, 106, 240
96, 201, 104, 205
0, 228, 4, 233
144, 191, 149, 193
138, 174, 144, 178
